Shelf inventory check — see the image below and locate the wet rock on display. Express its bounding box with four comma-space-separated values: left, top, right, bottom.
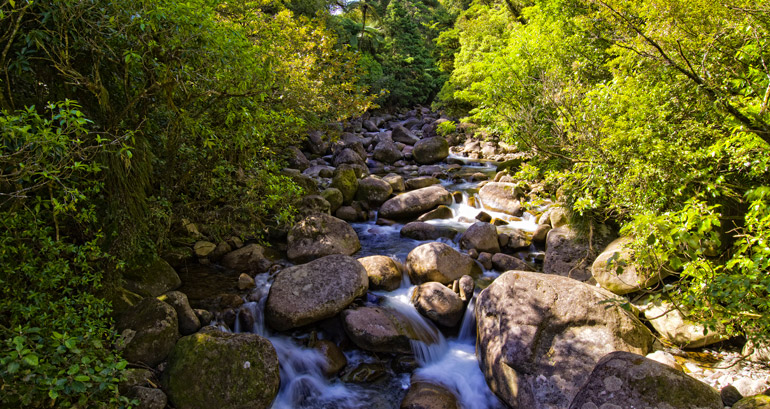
491, 253, 534, 272
459, 275, 475, 302
265, 255, 368, 331
478, 182, 525, 216
342, 306, 416, 354
413, 136, 450, 165
393, 355, 419, 373
400, 380, 460, 409
221, 243, 272, 275
412, 282, 464, 327
459, 222, 500, 254
237, 273, 256, 290
400, 222, 458, 241
358, 255, 403, 291
383, 173, 406, 192
286, 213, 361, 263
477, 252, 493, 270
406, 242, 475, 285
733, 394, 770, 409
532, 224, 551, 245
475, 211, 492, 223
503, 229, 530, 251
592, 237, 666, 295
342, 362, 389, 383
417, 205, 453, 222
406, 176, 440, 190
126, 386, 167, 409
164, 327, 280, 409
336, 205, 367, 222
158, 291, 200, 336
380, 186, 453, 220
117, 297, 179, 367
356, 176, 393, 205
392, 125, 420, 145
331, 167, 359, 205
314, 339, 347, 377
723, 384, 745, 407
568, 351, 722, 409
640, 298, 728, 348
122, 258, 181, 298
373, 141, 403, 164
476, 271, 655, 409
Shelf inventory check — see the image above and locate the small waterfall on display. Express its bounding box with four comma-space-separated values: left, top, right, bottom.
457, 295, 476, 343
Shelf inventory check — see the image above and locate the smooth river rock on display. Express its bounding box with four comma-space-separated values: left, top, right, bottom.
358, 255, 403, 291
342, 306, 418, 354
591, 237, 665, 295
265, 255, 368, 331
475, 271, 655, 409
286, 213, 361, 263
412, 282, 464, 327
478, 182, 525, 216
379, 186, 453, 220
406, 242, 475, 285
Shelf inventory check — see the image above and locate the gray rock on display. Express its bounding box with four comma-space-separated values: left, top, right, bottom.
460, 222, 501, 254
476, 271, 655, 409
221, 243, 272, 275
722, 384, 744, 407
406, 176, 440, 190
459, 275, 475, 302
299, 194, 331, 216
321, 188, 344, 213
265, 255, 368, 331
400, 380, 460, 409
392, 125, 420, 145
122, 258, 181, 298
117, 297, 179, 367
592, 237, 666, 295
568, 351, 722, 409
543, 226, 606, 282
478, 182, 525, 216
532, 224, 551, 245
413, 137, 450, 165
356, 176, 393, 205
193, 241, 217, 258
641, 298, 728, 348
412, 282, 464, 327
380, 186, 453, 220
491, 253, 534, 272
158, 291, 200, 336
342, 306, 418, 354
400, 222, 458, 241
358, 255, 403, 291
373, 141, 403, 164
417, 205, 453, 222
287, 213, 361, 263
406, 242, 475, 284
164, 327, 279, 409
287, 146, 310, 171
127, 386, 167, 409
333, 147, 366, 167
383, 173, 406, 192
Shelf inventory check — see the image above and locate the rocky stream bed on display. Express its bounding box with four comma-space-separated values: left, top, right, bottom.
115, 108, 770, 409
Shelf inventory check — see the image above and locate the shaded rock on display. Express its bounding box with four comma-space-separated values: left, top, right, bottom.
306, 130, 329, 156
400, 381, 459, 409
592, 237, 665, 295
333, 147, 366, 167
392, 125, 420, 145
373, 141, 403, 164
123, 258, 181, 298
406, 242, 475, 285
733, 395, 770, 409
158, 291, 200, 336
299, 194, 331, 216
380, 186, 453, 220
331, 167, 359, 204
303, 164, 335, 178
478, 183, 525, 216
503, 229, 531, 251
460, 222, 500, 254
412, 282, 464, 327
568, 351, 722, 409
356, 176, 393, 205
194, 241, 217, 258
105, 286, 144, 316
221, 243, 272, 275
237, 273, 256, 290
287, 213, 361, 263
164, 327, 280, 409
314, 339, 347, 377
342, 306, 417, 354
321, 187, 344, 214
119, 368, 155, 394
335, 205, 366, 222
413, 137, 450, 165
459, 275, 475, 302
641, 298, 728, 348
383, 173, 406, 192
491, 253, 534, 272
400, 222, 458, 241
126, 386, 167, 409
406, 176, 440, 190
477, 252, 493, 270
342, 362, 388, 384
543, 226, 606, 282
475, 211, 492, 223
287, 146, 310, 171
265, 255, 368, 331
417, 205, 453, 222
476, 271, 655, 409
532, 224, 551, 245
723, 385, 744, 407
358, 255, 403, 291
117, 297, 179, 367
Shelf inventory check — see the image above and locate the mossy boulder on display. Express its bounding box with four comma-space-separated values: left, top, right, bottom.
122, 258, 181, 297
733, 395, 770, 409
164, 327, 280, 409
569, 351, 722, 409
331, 167, 359, 204
342, 306, 420, 354
286, 213, 361, 263
157, 291, 200, 336
355, 176, 393, 205
116, 297, 179, 367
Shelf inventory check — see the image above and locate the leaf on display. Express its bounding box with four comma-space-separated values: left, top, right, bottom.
74, 375, 90, 382
23, 354, 39, 367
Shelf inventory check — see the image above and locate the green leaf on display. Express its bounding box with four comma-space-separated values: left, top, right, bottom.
23, 354, 39, 367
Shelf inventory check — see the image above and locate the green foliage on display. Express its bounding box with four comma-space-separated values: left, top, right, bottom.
436, 120, 457, 136
441, 0, 770, 343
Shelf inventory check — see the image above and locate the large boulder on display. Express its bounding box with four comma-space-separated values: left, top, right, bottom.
568, 351, 722, 409
412, 282, 464, 327
400, 222, 458, 241
321, 188, 344, 213
478, 183, 525, 216
117, 297, 179, 367
400, 381, 460, 409
287, 146, 310, 171
459, 222, 501, 254
373, 141, 403, 164
475, 271, 655, 409
342, 306, 419, 354
355, 176, 393, 205
392, 125, 420, 145
157, 291, 200, 336
640, 298, 728, 348
265, 255, 368, 331
543, 226, 609, 282
286, 213, 361, 263
592, 237, 665, 295
380, 186, 453, 220
164, 327, 280, 409
383, 173, 406, 192
333, 147, 366, 168
413, 137, 450, 165
221, 243, 272, 274
331, 167, 359, 205
406, 242, 475, 285
122, 258, 181, 297
358, 255, 403, 291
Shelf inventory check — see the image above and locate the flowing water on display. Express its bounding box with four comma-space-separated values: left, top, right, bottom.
221, 157, 542, 408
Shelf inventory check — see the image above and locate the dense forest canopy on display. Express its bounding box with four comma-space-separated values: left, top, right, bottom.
1, 0, 769, 406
